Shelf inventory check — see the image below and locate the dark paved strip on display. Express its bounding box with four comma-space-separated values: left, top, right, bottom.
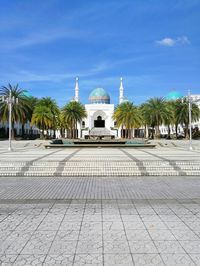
0, 176, 200, 200
17, 149, 63, 176
140, 149, 187, 175
120, 149, 149, 175
54, 149, 81, 176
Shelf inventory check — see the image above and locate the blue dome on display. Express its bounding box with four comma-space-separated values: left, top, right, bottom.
89, 88, 110, 104
166, 91, 183, 101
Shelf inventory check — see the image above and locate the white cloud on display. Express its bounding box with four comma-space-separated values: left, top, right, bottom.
156, 36, 190, 47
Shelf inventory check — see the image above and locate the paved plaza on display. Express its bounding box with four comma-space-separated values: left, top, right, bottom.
0, 141, 200, 265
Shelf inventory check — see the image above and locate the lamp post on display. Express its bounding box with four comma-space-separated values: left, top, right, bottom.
188, 89, 193, 151
1, 90, 18, 151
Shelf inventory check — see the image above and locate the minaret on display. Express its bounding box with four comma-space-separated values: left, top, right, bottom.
119, 77, 124, 104
74, 77, 79, 102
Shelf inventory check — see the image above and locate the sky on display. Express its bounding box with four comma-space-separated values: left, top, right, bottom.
0, 0, 200, 106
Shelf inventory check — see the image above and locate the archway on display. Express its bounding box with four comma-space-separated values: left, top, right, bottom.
94, 116, 105, 127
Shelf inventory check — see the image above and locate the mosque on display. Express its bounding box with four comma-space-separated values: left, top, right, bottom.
72, 77, 125, 139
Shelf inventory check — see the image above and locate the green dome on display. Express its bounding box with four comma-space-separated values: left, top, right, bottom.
166, 91, 182, 101
89, 88, 110, 104
23, 91, 32, 98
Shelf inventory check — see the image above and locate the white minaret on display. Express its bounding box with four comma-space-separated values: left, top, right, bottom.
119, 77, 124, 104
74, 77, 79, 102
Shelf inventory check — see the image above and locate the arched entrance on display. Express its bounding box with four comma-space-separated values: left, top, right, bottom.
94, 116, 105, 127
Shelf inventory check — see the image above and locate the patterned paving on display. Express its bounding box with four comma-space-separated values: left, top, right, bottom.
1, 199, 200, 265
1, 145, 200, 265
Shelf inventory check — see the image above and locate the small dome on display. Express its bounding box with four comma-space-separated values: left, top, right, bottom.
89, 88, 110, 104
166, 91, 182, 101
23, 91, 32, 98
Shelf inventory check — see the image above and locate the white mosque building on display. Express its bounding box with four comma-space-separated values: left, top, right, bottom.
72, 77, 125, 139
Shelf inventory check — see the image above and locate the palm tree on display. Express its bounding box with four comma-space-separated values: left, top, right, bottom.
174, 98, 200, 139
0, 84, 31, 138
142, 98, 169, 138
31, 105, 53, 139
113, 101, 142, 139
163, 101, 175, 138
36, 97, 60, 137
62, 101, 87, 139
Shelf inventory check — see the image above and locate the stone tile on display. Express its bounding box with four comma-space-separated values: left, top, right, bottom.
126, 230, 151, 241
104, 254, 133, 266
121, 215, 142, 222
54, 230, 79, 241
123, 221, 146, 230
144, 221, 167, 230
59, 221, 81, 231
103, 230, 126, 242
164, 221, 189, 230
148, 229, 175, 241
161, 254, 195, 266
43, 254, 74, 266
132, 254, 164, 266
154, 240, 185, 254
73, 254, 102, 266
171, 229, 199, 240
179, 240, 200, 253
49, 240, 77, 255
12, 255, 45, 266
190, 254, 200, 266
103, 221, 124, 231
0, 254, 17, 265
104, 240, 130, 254
37, 220, 61, 231
21, 231, 56, 254
76, 240, 103, 254
129, 241, 157, 253
4, 231, 32, 254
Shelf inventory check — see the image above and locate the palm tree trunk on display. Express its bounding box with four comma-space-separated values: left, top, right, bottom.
11, 122, 15, 140
175, 124, 178, 139
167, 125, 171, 138
185, 124, 189, 139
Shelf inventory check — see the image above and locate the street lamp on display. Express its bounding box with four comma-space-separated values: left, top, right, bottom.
188, 89, 193, 151
0, 90, 18, 151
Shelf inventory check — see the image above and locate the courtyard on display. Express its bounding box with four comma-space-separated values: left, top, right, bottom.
0, 141, 200, 265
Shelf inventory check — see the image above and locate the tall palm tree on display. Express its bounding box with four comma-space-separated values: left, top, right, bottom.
163, 101, 175, 138
31, 105, 53, 139
37, 97, 60, 137
174, 98, 200, 138
142, 97, 169, 138
0, 84, 31, 138
62, 101, 87, 139
113, 101, 142, 139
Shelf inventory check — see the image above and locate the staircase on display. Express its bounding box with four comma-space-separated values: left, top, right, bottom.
0, 160, 200, 177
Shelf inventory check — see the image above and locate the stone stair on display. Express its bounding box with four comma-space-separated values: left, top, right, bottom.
0, 160, 200, 176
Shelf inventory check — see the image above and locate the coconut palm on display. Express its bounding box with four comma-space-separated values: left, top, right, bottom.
62, 101, 87, 139
36, 97, 60, 137
113, 101, 142, 139
142, 98, 169, 138
163, 101, 175, 138
174, 98, 200, 138
31, 105, 53, 139
0, 84, 31, 138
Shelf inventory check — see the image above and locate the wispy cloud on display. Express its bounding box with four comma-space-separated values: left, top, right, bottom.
156, 36, 190, 47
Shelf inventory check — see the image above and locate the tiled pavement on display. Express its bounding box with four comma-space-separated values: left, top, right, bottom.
1, 146, 200, 265
1, 199, 200, 265
0, 147, 200, 176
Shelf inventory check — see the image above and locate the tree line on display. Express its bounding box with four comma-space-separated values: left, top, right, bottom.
0, 84, 200, 139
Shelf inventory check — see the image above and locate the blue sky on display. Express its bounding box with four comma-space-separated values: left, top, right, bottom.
0, 0, 200, 106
